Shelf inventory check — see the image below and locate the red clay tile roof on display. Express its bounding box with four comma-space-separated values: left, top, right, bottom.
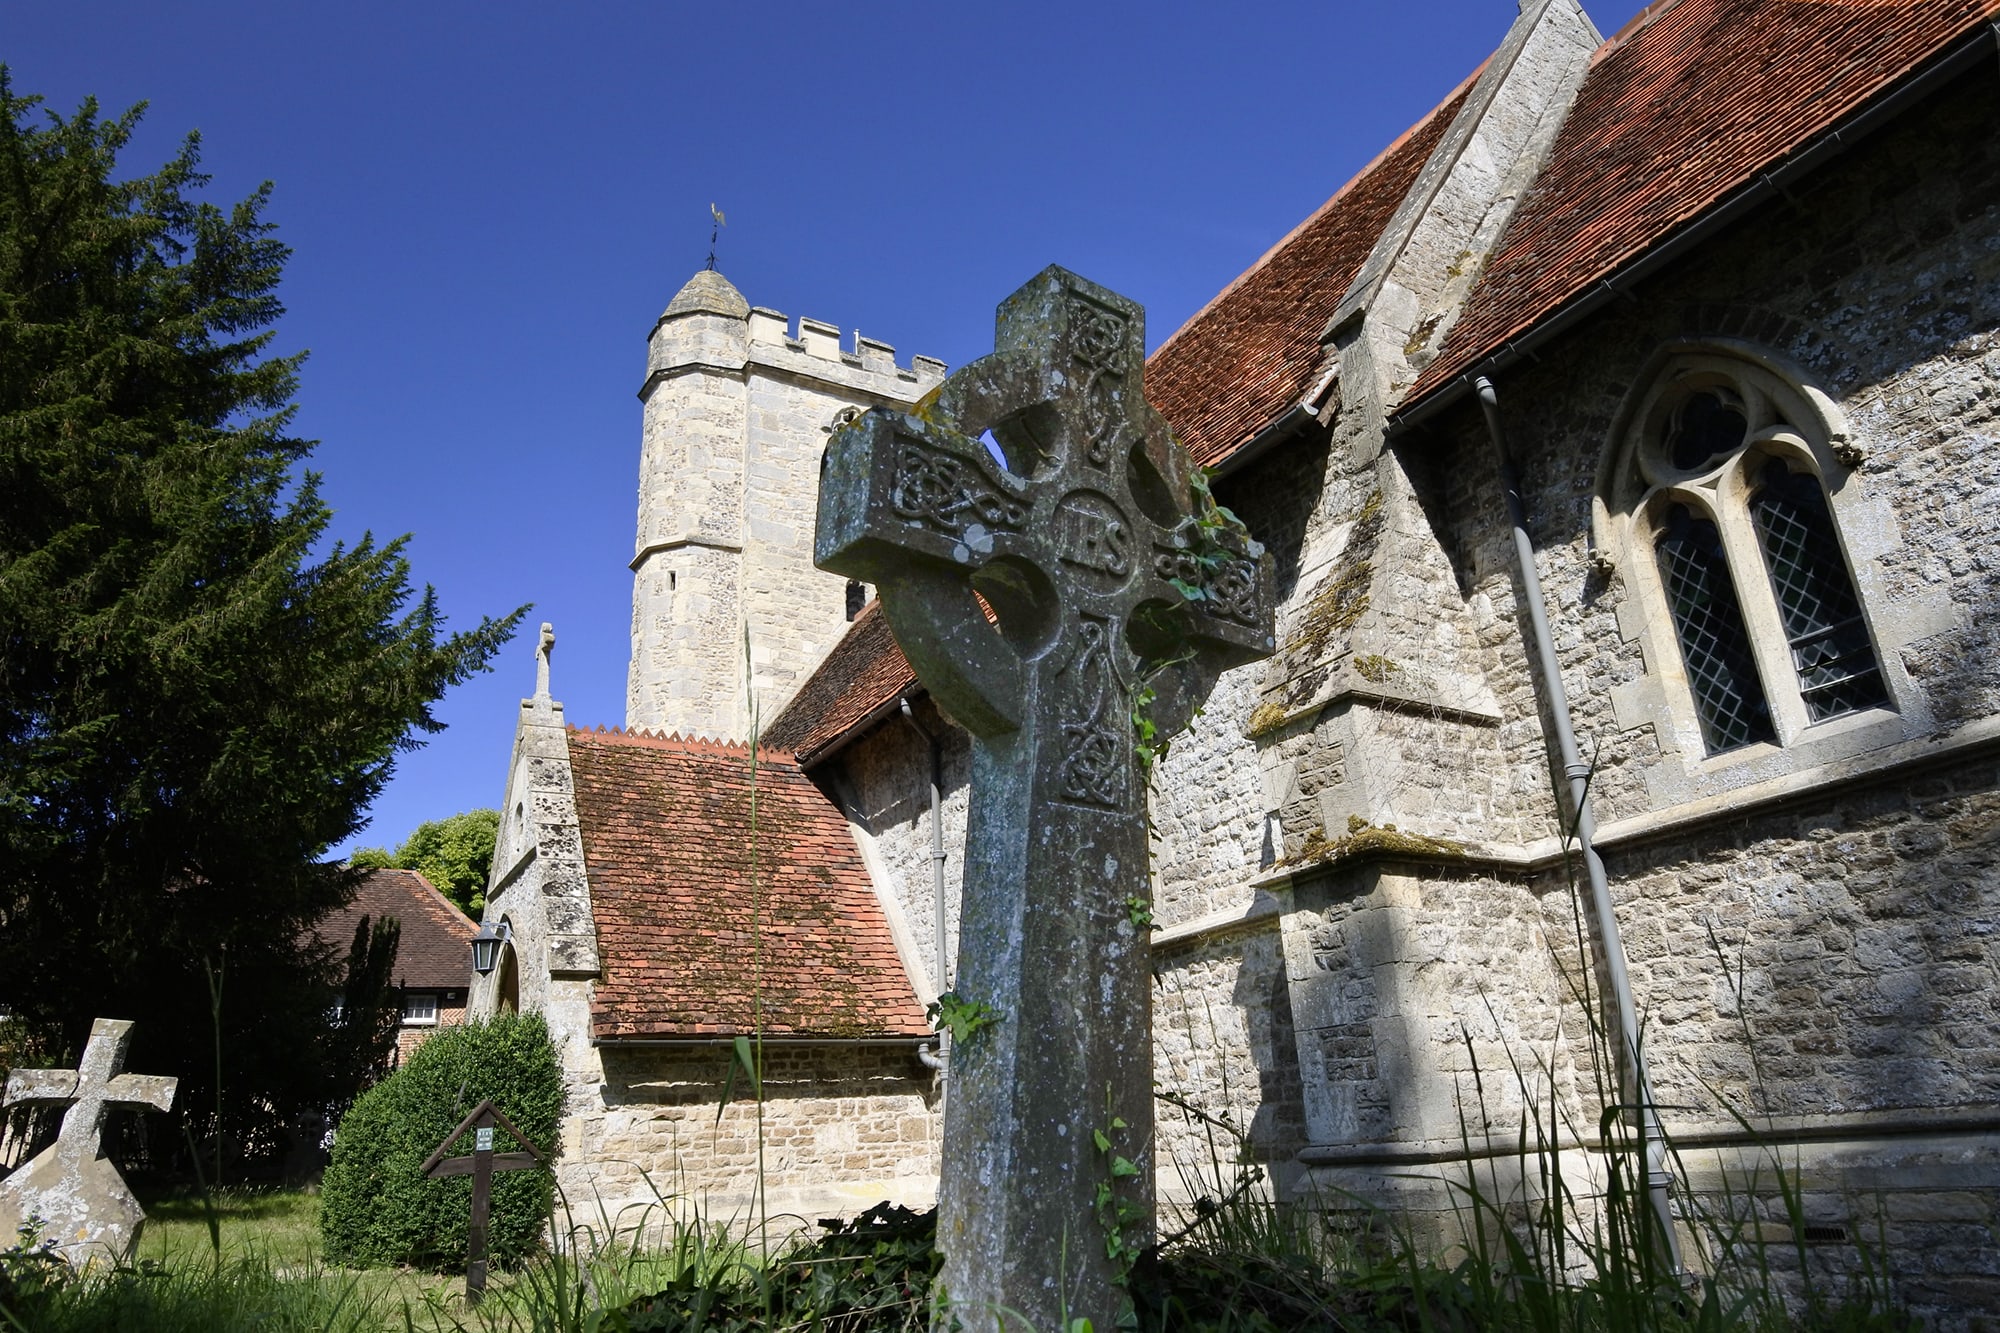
1146, 72, 1481, 470
316, 869, 476, 991
763, 600, 916, 765
566, 726, 929, 1040
1410, 0, 2000, 403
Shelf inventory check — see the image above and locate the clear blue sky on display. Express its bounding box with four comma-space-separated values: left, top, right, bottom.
8, 0, 1649, 858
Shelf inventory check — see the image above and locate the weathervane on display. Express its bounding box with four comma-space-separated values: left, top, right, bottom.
705, 203, 725, 271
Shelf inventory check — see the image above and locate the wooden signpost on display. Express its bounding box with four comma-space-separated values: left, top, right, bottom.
419, 1098, 544, 1305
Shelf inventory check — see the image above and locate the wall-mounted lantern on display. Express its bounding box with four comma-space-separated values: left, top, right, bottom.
470, 920, 512, 976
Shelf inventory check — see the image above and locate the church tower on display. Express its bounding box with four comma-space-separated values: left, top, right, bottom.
628, 269, 945, 740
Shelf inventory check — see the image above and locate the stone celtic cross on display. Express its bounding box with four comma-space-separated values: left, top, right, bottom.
817, 267, 1273, 1329
0, 1017, 178, 1266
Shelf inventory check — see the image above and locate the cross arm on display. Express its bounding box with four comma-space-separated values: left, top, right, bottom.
818, 409, 1028, 736
425, 1152, 540, 1178
104, 1073, 178, 1113
3, 1069, 78, 1107
817, 407, 1030, 581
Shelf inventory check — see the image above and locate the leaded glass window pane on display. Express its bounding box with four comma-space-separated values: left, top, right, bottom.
1749, 459, 1887, 722
1656, 504, 1774, 752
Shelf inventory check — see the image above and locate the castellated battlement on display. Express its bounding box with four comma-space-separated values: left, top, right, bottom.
628, 267, 943, 742
643, 290, 945, 404
748, 307, 946, 388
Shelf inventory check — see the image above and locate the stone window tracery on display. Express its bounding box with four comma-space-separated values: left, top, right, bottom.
1604, 347, 1893, 760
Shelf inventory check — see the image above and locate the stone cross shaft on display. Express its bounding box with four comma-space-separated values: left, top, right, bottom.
817, 267, 1273, 1329
0, 1017, 178, 1265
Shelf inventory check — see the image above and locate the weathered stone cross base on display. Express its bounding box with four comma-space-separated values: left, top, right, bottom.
0, 1151, 146, 1268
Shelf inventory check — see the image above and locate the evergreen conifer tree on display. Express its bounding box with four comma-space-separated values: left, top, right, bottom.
0, 71, 523, 1165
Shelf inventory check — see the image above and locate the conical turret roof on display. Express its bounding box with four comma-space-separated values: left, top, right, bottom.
662, 268, 750, 320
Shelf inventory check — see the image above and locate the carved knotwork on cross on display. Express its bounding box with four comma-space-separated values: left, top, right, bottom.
816, 266, 1273, 1331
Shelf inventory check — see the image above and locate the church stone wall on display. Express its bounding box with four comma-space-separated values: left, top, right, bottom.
1283, 863, 1592, 1155
1148, 663, 1273, 925
557, 1043, 939, 1231
827, 697, 972, 999
1151, 923, 1307, 1199
1127, 66, 2000, 1322
1601, 753, 2000, 1127
1346, 72, 2000, 1321
1429, 71, 2000, 829
582, 56, 2000, 1318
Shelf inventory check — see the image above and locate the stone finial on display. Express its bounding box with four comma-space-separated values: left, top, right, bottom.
534, 622, 555, 703
0, 1018, 178, 1267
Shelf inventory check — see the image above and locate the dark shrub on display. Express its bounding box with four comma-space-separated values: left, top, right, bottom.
318, 1012, 560, 1270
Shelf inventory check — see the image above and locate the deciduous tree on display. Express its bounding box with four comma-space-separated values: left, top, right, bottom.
349, 808, 499, 916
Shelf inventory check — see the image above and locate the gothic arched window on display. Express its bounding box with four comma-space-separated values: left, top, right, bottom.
1607, 350, 1891, 758
1654, 496, 1773, 752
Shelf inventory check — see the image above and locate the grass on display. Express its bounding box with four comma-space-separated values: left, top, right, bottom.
136, 1185, 463, 1318
1, 1161, 1918, 1333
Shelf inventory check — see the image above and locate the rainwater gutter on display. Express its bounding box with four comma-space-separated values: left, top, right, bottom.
1205, 357, 1340, 481
899, 698, 950, 1076
1475, 375, 1683, 1276
1390, 18, 2000, 441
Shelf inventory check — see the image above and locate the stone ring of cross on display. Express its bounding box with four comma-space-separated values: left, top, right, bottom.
818, 266, 1274, 760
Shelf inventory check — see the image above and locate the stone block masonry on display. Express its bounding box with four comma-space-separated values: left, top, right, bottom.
557, 1043, 938, 1230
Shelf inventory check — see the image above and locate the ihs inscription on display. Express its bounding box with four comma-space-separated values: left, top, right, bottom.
1055, 491, 1134, 590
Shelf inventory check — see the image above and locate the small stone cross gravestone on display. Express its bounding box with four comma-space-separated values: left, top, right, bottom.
419, 1098, 544, 1306
0, 1017, 178, 1267
817, 267, 1274, 1329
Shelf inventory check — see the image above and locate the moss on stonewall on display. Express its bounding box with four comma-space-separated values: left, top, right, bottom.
1289, 815, 1465, 870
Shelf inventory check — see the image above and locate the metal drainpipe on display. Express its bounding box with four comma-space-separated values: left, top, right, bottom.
1474, 376, 1683, 1275
899, 698, 950, 1077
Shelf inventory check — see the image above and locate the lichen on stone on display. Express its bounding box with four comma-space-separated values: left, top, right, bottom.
1352, 654, 1401, 684
1285, 489, 1386, 668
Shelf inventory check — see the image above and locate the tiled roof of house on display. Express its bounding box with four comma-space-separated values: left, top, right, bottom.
1409, 0, 2000, 403
566, 726, 929, 1040
1146, 72, 1481, 470
763, 600, 916, 766
317, 869, 476, 991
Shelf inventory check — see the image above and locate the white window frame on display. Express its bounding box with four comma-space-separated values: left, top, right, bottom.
402, 991, 439, 1026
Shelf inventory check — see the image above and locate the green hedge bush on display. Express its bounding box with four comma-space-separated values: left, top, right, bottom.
318, 1011, 561, 1271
